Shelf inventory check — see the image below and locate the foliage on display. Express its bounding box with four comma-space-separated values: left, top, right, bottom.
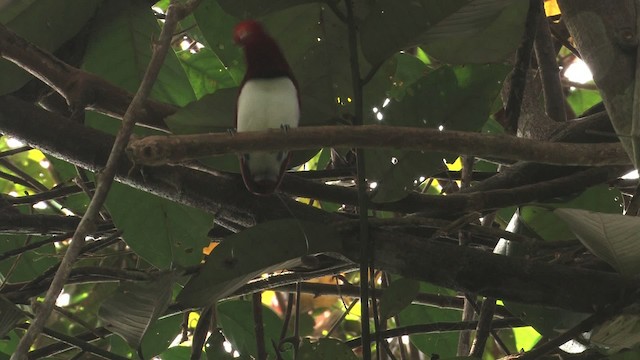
0, 0, 638, 359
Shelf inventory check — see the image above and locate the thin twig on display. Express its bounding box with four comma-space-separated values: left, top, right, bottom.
345, 318, 525, 348
469, 298, 497, 357
0, 158, 48, 192
253, 292, 267, 360
517, 303, 626, 360
10, 2, 188, 357
504, 0, 542, 134
0, 145, 32, 158
457, 156, 475, 356
7, 183, 90, 205
344, 0, 372, 358
534, 1, 566, 122
279, 293, 295, 341
0, 232, 72, 262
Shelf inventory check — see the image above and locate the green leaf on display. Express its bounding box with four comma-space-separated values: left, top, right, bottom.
387, 53, 429, 100
424, 0, 528, 64
591, 305, 640, 353
82, 0, 195, 109
0, 296, 25, 338
177, 219, 343, 308
298, 338, 358, 360
0, 331, 19, 356
379, 278, 420, 320
218, 300, 291, 359
0, 0, 102, 95
360, 0, 514, 65
166, 88, 237, 134
205, 329, 235, 360
504, 301, 588, 340
193, 0, 244, 78
139, 313, 183, 359
365, 64, 510, 202
519, 185, 623, 242
398, 283, 460, 358
105, 183, 212, 269
158, 345, 202, 360
217, 0, 319, 18
177, 47, 241, 99
608, 348, 640, 359
259, 5, 356, 126
555, 208, 640, 276
98, 272, 176, 351
566, 88, 602, 115
503, 187, 622, 339
0, 235, 57, 282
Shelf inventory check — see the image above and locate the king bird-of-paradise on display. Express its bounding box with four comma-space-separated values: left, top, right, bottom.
233, 20, 300, 195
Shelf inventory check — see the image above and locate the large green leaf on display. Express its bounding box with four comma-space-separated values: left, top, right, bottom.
0, 0, 102, 95
139, 313, 183, 359
177, 219, 343, 308
520, 185, 623, 242
503, 186, 622, 340
0, 296, 25, 338
177, 47, 241, 99
82, 0, 195, 134
298, 338, 358, 360
591, 305, 640, 353
0, 234, 57, 282
398, 283, 460, 358
0, 331, 18, 357
379, 278, 420, 320
159, 344, 203, 359
193, 0, 244, 77
555, 208, 640, 276
98, 272, 176, 352
360, 0, 514, 65
105, 183, 212, 269
218, 300, 292, 359
365, 63, 510, 202
164, 88, 239, 172
424, 0, 528, 64
217, 0, 319, 18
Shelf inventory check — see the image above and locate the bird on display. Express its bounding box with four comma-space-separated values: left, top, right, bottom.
233, 20, 300, 195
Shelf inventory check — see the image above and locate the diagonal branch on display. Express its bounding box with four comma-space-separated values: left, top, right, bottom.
10, 1, 190, 357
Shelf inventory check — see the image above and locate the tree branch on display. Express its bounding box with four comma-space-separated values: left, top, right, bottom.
10, 2, 187, 357
126, 125, 629, 167
0, 96, 628, 219
534, 2, 566, 123
558, 0, 637, 161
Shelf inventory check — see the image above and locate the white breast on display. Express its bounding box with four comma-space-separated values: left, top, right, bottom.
236, 77, 300, 132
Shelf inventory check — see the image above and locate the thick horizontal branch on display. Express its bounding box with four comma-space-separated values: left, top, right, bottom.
127, 125, 629, 167
0, 96, 627, 219
1, 96, 636, 312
